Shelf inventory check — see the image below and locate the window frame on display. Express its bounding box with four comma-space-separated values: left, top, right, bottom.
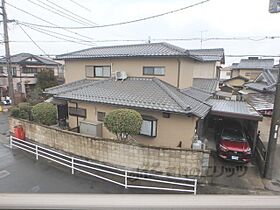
97, 111, 106, 122
143, 66, 165, 76
139, 115, 157, 137
85, 65, 111, 78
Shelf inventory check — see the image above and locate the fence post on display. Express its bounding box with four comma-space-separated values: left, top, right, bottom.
194, 179, 197, 195
9, 136, 12, 149
71, 157, 74, 175
35, 145, 38, 160
125, 170, 128, 189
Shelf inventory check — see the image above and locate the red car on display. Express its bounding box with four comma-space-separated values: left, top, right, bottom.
216, 120, 251, 163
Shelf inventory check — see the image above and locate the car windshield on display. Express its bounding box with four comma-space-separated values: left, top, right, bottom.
222, 128, 245, 141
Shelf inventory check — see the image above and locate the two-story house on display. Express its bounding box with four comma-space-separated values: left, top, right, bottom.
0, 53, 62, 98
46, 42, 226, 149
231, 57, 274, 81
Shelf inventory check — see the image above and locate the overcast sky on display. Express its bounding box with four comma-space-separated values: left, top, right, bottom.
3, 0, 280, 65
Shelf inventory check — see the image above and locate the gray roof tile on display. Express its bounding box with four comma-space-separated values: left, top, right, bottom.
180, 87, 212, 102
0, 53, 60, 65
192, 78, 219, 94
47, 77, 211, 118
56, 42, 224, 62
207, 99, 262, 121
187, 48, 225, 63
232, 58, 274, 69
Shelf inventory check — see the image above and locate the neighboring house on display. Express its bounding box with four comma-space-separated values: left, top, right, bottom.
0, 53, 62, 98
46, 42, 263, 151
56, 42, 224, 89
231, 57, 274, 81
45, 77, 211, 149
219, 66, 232, 81
242, 69, 278, 116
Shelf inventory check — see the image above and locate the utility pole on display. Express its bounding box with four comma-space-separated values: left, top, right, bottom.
264, 0, 280, 179
1, 0, 15, 105
264, 63, 280, 179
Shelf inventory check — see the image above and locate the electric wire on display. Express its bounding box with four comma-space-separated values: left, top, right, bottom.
14, 0, 210, 29
26, 0, 93, 27
45, 0, 97, 26
18, 24, 49, 57
6, 2, 96, 42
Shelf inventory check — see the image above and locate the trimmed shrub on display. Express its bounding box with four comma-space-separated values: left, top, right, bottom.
32, 102, 57, 125
104, 109, 143, 140
10, 107, 20, 118
10, 102, 32, 120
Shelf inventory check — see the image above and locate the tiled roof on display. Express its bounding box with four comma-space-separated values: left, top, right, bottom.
56, 42, 224, 62
223, 75, 249, 82
180, 87, 212, 102
187, 48, 225, 63
47, 77, 211, 118
56, 42, 187, 59
207, 99, 262, 121
245, 69, 278, 92
45, 79, 93, 95
192, 78, 219, 94
232, 58, 274, 69
0, 53, 60, 65
246, 93, 274, 111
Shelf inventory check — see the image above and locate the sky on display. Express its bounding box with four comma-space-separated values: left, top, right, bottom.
3, 0, 280, 66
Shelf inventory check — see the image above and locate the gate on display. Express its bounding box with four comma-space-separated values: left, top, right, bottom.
255, 135, 267, 177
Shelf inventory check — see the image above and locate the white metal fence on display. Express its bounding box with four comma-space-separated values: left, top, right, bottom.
10, 136, 197, 194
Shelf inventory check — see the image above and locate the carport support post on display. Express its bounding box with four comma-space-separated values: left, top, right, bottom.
252, 121, 258, 155
264, 62, 280, 179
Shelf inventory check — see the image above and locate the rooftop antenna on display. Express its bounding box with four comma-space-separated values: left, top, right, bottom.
147, 36, 151, 44
199, 30, 207, 49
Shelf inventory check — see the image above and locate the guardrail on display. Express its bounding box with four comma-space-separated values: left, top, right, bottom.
9, 136, 197, 194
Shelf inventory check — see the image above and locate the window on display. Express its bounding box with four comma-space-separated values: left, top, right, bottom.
143, 67, 165, 76
12, 67, 16, 76
68, 107, 86, 118
245, 72, 251, 76
85, 66, 111, 78
22, 67, 37, 74
140, 116, 157, 137
226, 72, 231, 76
97, 112, 106, 122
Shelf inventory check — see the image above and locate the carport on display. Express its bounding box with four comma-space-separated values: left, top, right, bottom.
201, 99, 263, 154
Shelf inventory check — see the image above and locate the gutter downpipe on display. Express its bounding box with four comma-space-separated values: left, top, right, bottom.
176, 58, 181, 89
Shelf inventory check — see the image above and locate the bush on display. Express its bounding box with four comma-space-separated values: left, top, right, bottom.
32, 102, 57, 125
10, 107, 20, 118
104, 109, 143, 140
10, 102, 32, 120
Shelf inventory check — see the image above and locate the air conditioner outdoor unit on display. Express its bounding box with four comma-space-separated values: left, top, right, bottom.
115, 71, 128, 81
80, 120, 102, 137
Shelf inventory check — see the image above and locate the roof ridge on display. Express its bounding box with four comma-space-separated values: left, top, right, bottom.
152, 78, 191, 111
181, 87, 212, 106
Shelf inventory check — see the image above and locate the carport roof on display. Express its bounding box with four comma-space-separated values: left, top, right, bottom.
207, 99, 263, 121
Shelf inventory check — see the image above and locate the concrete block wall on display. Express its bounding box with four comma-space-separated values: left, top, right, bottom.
9, 117, 210, 176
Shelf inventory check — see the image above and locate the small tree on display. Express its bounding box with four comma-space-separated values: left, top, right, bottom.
104, 109, 143, 141
10, 102, 32, 120
32, 102, 57, 125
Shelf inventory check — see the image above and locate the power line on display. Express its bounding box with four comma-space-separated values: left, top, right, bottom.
18, 23, 95, 46
18, 24, 49, 57
69, 0, 91, 12
6, 2, 95, 42
25, 0, 93, 27
15, 0, 210, 29
18, 22, 95, 44
45, 0, 97, 26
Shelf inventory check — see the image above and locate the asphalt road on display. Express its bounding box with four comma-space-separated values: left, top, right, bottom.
0, 112, 131, 193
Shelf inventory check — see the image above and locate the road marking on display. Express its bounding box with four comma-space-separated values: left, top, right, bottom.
28, 185, 40, 193
0, 170, 10, 179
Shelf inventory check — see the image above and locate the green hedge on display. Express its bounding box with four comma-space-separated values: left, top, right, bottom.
10, 102, 32, 120
31, 102, 57, 125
